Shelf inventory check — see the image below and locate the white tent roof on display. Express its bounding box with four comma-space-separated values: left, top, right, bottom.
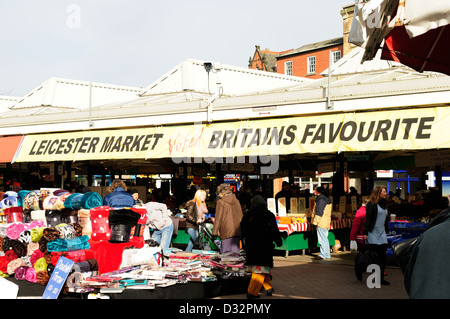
321, 46, 408, 76
11, 77, 142, 110
402, 0, 450, 38
0, 54, 448, 136
139, 58, 311, 97
0, 95, 20, 112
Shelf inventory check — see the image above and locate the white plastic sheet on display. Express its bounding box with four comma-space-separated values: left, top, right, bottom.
404, 0, 450, 38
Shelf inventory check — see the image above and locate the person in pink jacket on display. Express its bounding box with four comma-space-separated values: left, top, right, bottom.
350, 197, 369, 251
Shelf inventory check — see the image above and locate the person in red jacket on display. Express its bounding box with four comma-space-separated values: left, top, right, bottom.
350, 196, 369, 252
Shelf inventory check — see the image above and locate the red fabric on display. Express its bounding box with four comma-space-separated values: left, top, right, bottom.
128, 227, 145, 248
51, 249, 95, 265
0, 256, 8, 273
131, 207, 148, 224
382, 25, 450, 76
128, 207, 148, 248
90, 206, 112, 242
87, 240, 136, 274
5, 249, 18, 262
5, 207, 23, 223
88, 206, 147, 273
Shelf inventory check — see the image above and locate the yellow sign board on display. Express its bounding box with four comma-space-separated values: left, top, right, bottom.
13, 106, 450, 162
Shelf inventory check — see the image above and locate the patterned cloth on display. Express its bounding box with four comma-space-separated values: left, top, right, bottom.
277, 219, 352, 235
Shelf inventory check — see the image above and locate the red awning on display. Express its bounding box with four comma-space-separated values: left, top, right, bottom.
0, 136, 24, 162
381, 24, 450, 76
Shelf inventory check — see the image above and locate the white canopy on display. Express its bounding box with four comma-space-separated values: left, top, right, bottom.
349, 0, 450, 63
403, 0, 450, 37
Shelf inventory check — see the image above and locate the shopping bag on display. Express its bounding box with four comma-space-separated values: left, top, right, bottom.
350, 240, 358, 251
354, 247, 380, 281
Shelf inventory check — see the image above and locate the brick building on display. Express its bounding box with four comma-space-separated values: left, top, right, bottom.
248, 4, 356, 79
276, 37, 343, 79
248, 46, 293, 73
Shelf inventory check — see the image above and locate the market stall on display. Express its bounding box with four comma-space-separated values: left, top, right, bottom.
275, 217, 352, 256
387, 220, 428, 257
0, 189, 249, 299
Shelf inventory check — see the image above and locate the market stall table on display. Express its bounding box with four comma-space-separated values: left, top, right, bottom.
276, 219, 352, 256
387, 221, 427, 257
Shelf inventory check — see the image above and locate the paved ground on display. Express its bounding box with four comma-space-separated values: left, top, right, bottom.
213, 250, 410, 300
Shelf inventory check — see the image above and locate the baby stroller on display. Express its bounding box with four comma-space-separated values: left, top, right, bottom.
195, 219, 221, 251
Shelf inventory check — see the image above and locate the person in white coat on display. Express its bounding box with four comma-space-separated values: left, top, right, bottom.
144, 201, 173, 250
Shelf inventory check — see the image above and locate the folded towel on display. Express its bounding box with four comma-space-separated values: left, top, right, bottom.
46, 235, 90, 252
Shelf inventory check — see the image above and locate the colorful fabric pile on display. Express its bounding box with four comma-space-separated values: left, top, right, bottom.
0, 188, 107, 288
0, 219, 98, 287
0, 188, 251, 298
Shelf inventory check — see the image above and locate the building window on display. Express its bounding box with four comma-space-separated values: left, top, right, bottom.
332, 50, 341, 63
307, 56, 316, 74
285, 61, 293, 76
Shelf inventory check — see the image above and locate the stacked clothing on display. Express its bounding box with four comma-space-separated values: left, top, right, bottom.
0, 220, 98, 289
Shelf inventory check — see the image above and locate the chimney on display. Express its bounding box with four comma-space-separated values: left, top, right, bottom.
340, 4, 356, 56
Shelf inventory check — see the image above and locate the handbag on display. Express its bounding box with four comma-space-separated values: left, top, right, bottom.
392, 236, 420, 274
354, 243, 381, 281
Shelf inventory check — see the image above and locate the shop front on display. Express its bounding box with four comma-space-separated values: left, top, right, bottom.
2, 52, 450, 298
9, 104, 449, 245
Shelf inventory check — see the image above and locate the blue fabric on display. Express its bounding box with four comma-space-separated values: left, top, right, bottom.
103, 187, 134, 209
17, 190, 30, 207
81, 192, 102, 209
46, 235, 90, 252
64, 193, 83, 210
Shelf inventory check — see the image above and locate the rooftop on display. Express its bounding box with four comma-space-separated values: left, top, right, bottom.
139, 58, 310, 97
10, 77, 142, 110
0, 52, 448, 137
278, 37, 344, 58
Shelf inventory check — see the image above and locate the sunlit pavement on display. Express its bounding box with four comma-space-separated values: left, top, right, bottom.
213, 250, 409, 300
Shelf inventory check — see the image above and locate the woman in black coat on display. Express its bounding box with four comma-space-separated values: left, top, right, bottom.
240, 194, 282, 298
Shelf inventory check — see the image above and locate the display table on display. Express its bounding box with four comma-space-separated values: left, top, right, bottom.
107, 277, 249, 299
277, 219, 352, 235
387, 221, 427, 257
5, 275, 249, 299
275, 219, 352, 256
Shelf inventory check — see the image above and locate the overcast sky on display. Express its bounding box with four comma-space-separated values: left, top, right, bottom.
0, 0, 352, 97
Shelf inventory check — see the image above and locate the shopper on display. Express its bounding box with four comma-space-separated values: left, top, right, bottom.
103, 179, 135, 209
275, 181, 291, 214
130, 189, 144, 207
241, 194, 282, 298
350, 196, 369, 252
212, 183, 243, 254
237, 186, 251, 213
311, 186, 332, 260
404, 207, 450, 298
185, 189, 208, 252
144, 201, 174, 250
363, 185, 390, 285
